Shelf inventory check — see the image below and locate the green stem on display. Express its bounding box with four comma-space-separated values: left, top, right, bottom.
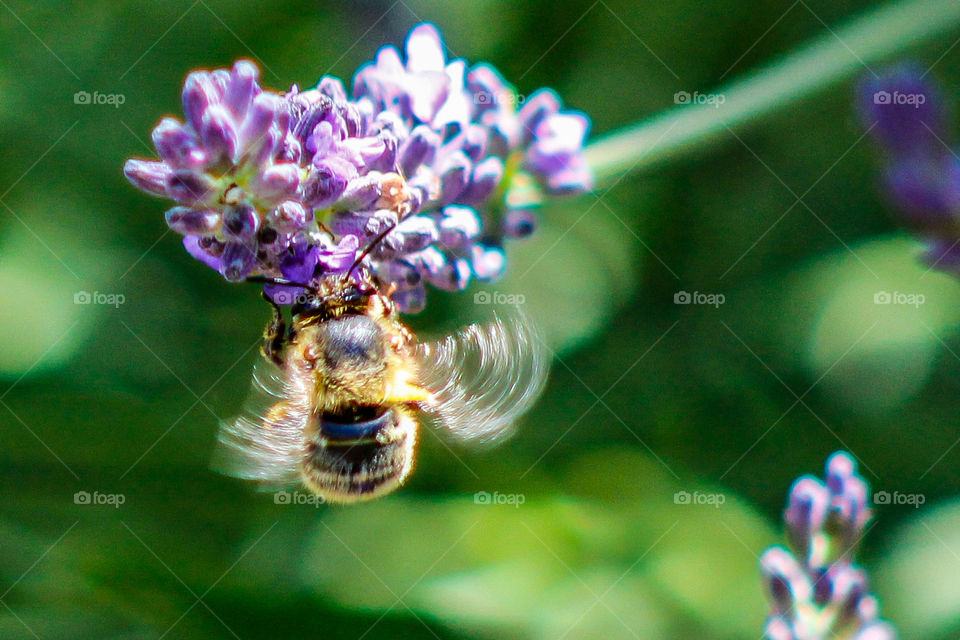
585, 0, 960, 185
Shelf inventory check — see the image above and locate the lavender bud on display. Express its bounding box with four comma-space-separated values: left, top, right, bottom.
222, 205, 260, 240
437, 205, 480, 249
200, 105, 241, 162
317, 76, 347, 102
503, 208, 538, 239
387, 215, 439, 253
472, 244, 506, 281
336, 175, 383, 210
303, 157, 354, 208
427, 256, 471, 291
458, 155, 504, 205
393, 286, 426, 314
437, 150, 472, 205
251, 163, 301, 204
382, 259, 421, 288
760, 547, 811, 614
166, 170, 216, 205
270, 201, 311, 233
518, 88, 561, 144
784, 476, 830, 561
224, 60, 260, 117
220, 240, 257, 281
165, 207, 220, 235
153, 118, 207, 169
182, 71, 223, 131
400, 125, 440, 175
123, 159, 172, 197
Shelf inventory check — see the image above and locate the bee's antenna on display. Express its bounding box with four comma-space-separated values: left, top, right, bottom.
245, 275, 314, 289
346, 222, 397, 278
346, 163, 413, 279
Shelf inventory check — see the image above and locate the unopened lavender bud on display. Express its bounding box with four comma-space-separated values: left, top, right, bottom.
450, 124, 488, 162
399, 125, 440, 175
182, 71, 222, 131
270, 201, 311, 233
251, 163, 300, 203
763, 617, 795, 640
222, 205, 260, 240
830, 565, 868, 626
165, 207, 220, 235
518, 88, 561, 144
200, 105, 240, 162
123, 159, 172, 197
761, 547, 811, 614
458, 155, 503, 205
166, 170, 216, 205
437, 150, 472, 205
438, 205, 480, 249
303, 157, 353, 208
785, 476, 830, 560
153, 118, 206, 169
393, 286, 426, 314
472, 244, 506, 281
389, 215, 439, 253
224, 60, 259, 117
221, 240, 257, 281
317, 76, 347, 102
503, 208, 538, 238
336, 175, 383, 210
427, 256, 471, 291
242, 93, 283, 151
383, 259, 421, 288
853, 623, 897, 640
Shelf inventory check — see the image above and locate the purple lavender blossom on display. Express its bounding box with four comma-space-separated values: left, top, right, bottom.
861, 66, 960, 273
760, 452, 895, 640
125, 23, 592, 312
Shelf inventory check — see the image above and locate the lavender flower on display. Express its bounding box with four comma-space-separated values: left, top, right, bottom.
860, 66, 960, 272
125, 23, 592, 312
760, 452, 895, 640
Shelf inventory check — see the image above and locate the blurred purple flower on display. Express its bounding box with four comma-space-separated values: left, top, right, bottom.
861, 65, 960, 273
760, 452, 895, 640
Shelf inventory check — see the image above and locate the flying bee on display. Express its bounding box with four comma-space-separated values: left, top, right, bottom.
213, 256, 547, 503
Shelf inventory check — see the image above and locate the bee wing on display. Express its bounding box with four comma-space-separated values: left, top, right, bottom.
211, 357, 305, 489
414, 312, 549, 444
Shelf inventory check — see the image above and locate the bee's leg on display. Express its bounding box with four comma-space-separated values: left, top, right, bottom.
260, 292, 287, 366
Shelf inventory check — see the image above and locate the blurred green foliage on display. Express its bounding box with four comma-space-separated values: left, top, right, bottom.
3, 0, 960, 638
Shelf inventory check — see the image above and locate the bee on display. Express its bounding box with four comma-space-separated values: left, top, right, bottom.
213, 257, 547, 503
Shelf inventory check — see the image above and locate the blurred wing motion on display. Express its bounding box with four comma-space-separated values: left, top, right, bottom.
211, 358, 304, 489
415, 312, 549, 444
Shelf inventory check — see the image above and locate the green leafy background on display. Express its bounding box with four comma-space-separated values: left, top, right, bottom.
1, 1, 959, 638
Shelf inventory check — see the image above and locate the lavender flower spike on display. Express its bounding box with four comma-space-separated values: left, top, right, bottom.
860, 66, 960, 273
125, 23, 593, 312
760, 452, 895, 640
